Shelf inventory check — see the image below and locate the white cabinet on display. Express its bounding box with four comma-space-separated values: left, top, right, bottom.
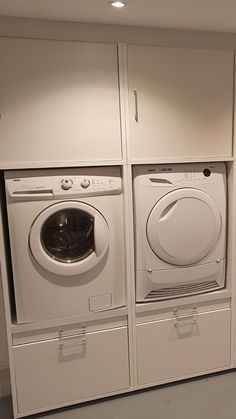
13, 326, 129, 415
0, 278, 8, 369
0, 38, 122, 166
136, 306, 231, 386
128, 46, 234, 161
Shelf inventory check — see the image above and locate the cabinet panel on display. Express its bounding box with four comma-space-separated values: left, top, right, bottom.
128, 46, 233, 160
14, 326, 129, 414
0, 277, 8, 368
0, 38, 122, 166
136, 308, 231, 386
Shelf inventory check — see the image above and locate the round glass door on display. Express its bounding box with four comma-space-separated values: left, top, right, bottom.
29, 201, 109, 276
41, 209, 95, 263
147, 188, 222, 266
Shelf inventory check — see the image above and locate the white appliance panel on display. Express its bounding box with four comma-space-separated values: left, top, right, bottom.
133, 162, 227, 302
5, 167, 126, 323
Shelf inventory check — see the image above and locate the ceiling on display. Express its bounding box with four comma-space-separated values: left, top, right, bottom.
0, 0, 236, 34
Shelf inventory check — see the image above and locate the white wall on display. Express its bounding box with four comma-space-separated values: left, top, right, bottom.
0, 14, 236, 398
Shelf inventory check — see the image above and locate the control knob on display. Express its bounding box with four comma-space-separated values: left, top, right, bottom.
80, 178, 90, 189
61, 178, 73, 190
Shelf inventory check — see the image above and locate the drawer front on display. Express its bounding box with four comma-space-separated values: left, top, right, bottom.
14, 326, 129, 414
137, 308, 231, 386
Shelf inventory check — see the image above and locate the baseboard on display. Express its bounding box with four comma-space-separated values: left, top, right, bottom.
0, 367, 10, 397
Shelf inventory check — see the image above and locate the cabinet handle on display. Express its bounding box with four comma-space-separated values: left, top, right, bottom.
59, 335, 87, 349
59, 327, 86, 339
134, 90, 139, 122
59, 326, 87, 349
174, 307, 197, 328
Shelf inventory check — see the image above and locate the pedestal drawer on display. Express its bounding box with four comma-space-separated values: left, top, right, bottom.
137, 308, 231, 386
14, 326, 129, 414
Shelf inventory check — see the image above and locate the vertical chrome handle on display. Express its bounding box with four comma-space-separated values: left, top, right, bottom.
134, 90, 138, 122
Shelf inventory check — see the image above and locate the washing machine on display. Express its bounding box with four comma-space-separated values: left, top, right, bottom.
133, 163, 227, 302
5, 167, 126, 323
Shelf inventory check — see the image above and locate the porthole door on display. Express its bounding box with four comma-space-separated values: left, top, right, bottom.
147, 188, 222, 266
29, 201, 109, 276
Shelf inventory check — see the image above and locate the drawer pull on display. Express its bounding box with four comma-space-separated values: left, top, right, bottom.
174, 307, 197, 328
59, 326, 87, 349
58, 326, 86, 339
59, 339, 86, 350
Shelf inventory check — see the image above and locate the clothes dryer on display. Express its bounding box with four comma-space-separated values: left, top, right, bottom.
5, 167, 126, 323
133, 163, 227, 302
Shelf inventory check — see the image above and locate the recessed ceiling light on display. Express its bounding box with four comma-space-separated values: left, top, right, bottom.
109, 1, 126, 8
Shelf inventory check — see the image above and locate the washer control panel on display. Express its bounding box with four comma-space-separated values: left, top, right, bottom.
53, 175, 121, 196
6, 173, 122, 200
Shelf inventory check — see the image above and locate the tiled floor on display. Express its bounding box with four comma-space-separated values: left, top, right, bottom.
1, 370, 236, 419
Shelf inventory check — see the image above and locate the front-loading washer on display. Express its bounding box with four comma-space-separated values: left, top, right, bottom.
133, 163, 227, 302
5, 167, 126, 323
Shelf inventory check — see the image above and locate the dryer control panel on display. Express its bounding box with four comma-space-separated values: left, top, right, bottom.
135, 162, 226, 187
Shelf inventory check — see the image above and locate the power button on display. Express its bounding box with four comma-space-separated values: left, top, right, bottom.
203, 168, 211, 177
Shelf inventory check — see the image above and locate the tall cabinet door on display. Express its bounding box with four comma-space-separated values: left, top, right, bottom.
0, 38, 122, 166
128, 46, 234, 161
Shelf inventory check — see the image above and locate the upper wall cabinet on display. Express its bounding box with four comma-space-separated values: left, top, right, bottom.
0, 38, 122, 167
127, 46, 234, 161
